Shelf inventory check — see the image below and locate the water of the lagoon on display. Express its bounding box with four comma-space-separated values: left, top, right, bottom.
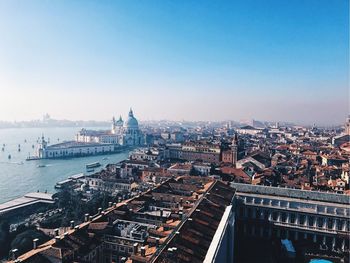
0, 127, 130, 204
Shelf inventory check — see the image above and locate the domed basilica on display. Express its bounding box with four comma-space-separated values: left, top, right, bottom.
76, 108, 145, 146
111, 108, 145, 146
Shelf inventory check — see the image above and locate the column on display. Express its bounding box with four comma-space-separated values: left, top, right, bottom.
332, 237, 336, 249
313, 234, 317, 243
286, 213, 290, 224
341, 239, 345, 251
268, 211, 272, 221
295, 214, 299, 225
277, 228, 281, 238
277, 212, 281, 223
294, 231, 298, 241
333, 219, 337, 231
313, 216, 318, 228
304, 215, 309, 227
252, 225, 256, 236
322, 236, 326, 245
323, 218, 327, 230
342, 220, 347, 232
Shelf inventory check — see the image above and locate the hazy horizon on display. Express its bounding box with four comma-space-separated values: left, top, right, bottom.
0, 1, 349, 125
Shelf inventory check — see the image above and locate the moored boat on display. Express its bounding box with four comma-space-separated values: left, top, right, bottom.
86, 162, 101, 169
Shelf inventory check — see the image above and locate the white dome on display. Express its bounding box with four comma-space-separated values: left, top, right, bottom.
125, 109, 139, 129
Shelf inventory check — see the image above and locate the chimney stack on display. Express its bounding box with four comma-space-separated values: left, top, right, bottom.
70, 220, 75, 229
133, 243, 138, 255
11, 249, 18, 260
54, 228, 59, 236
140, 246, 146, 257
108, 201, 112, 207
98, 207, 102, 214
33, 238, 39, 249
120, 257, 127, 263
85, 213, 89, 222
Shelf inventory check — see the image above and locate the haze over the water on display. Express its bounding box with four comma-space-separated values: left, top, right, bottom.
0, 0, 348, 125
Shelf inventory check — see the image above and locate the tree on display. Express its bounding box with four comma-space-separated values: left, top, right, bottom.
0, 220, 10, 258
10, 229, 50, 255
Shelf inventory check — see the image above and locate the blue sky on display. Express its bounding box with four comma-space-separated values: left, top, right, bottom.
0, 0, 348, 124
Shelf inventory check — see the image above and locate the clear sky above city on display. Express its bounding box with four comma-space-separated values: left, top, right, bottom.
0, 0, 348, 125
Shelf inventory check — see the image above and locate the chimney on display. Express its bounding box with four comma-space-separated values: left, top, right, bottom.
172, 247, 178, 255
108, 201, 112, 207
54, 228, 59, 236
155, 237, 160, 247
74, 225, 79, 231
98, 207, 102, 214
89, 215, 93, 221
55, 236, 60, 242
133, 243, 138, 255
179, 211, 185, 220
113, 202, 117, 207
120, 257, 127, 263
11, 249, 18, 260
33, 238, 39, 249
70, 220, 75, 229
63, 232, 69, 237
140, 246, 146, 257
85, 213, 89, 222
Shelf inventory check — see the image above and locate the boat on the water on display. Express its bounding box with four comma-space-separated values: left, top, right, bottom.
86, 162, 101, 169
86, 168, 95, 173
8, 154, 11, 159
37, 164, 47, 168
26, 156, 40, 161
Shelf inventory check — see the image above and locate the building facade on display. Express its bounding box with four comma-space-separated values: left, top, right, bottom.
232, 183, 350, 252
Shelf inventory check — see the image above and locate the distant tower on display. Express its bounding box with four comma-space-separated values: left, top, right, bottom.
37, 134, 47, 158
231, 133, 238, 167
40, 134, 47, 148
345, 115, 350, 135
111, 116, 116, 134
